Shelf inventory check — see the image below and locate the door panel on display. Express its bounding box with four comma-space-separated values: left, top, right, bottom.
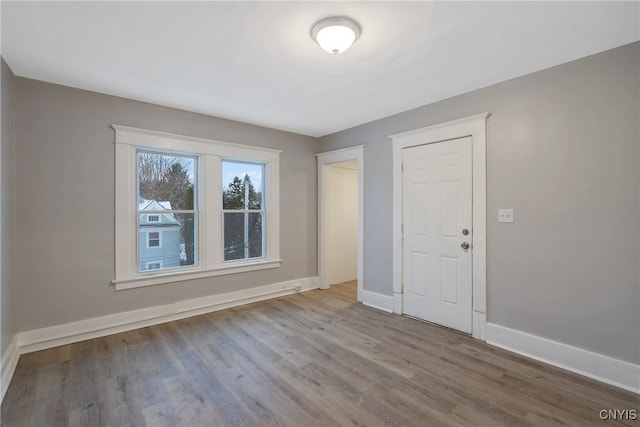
411, 183, 429, 235
411, 252, 428, 296
440, 256, 459, 304
440, 181, 458, 236
402, 136, 472, 333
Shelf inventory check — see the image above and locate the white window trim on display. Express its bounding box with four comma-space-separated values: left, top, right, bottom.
113, 125, 282, 291
146, 230, 162, 249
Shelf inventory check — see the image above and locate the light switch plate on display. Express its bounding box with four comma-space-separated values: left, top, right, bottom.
498, 208, 514, 223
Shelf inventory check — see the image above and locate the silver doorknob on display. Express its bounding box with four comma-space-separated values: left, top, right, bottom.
461, 242, 470, 250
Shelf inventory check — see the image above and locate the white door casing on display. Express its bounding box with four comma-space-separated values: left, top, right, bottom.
402, 137, 473, 333
316, 145, 365, 302
391, 113, 488, 340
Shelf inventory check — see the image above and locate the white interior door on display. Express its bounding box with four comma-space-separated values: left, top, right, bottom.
402, 136, 473, 333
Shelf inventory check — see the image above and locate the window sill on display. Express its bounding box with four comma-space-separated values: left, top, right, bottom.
112, 259, 282, 291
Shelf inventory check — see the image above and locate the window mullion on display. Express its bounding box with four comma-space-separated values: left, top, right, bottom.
204, 154, 222, 267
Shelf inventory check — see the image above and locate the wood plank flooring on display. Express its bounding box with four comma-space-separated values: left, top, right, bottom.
2, 281, 638, 426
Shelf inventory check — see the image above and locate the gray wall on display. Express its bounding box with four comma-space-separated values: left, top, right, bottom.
319, 42, 640, 364
13, 78, 318, 332
7, 41, 639, 367
1, 58, 16, 356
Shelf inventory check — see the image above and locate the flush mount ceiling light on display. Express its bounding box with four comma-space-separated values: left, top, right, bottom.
311, 17, 361, 55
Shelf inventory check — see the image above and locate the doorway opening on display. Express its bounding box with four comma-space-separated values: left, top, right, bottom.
326, 161, 358, 296
317, 146, 364, 303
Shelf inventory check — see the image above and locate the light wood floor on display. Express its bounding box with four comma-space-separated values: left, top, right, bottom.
2, 281, 638, 426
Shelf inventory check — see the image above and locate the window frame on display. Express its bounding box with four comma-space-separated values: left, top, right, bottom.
113, 125, 281, 291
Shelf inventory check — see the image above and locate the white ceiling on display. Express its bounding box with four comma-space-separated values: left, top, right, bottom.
2, 1, 639, 137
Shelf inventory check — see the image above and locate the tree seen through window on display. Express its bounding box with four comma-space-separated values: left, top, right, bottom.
222, 161, 264, 261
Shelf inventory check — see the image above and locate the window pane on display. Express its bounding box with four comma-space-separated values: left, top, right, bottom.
223, 213, 264, 261
248, 212, 263, 258
138, 151, 195, 210
222, 161, 263, 210
175, 213, 197, 267
224, 213, 245, 261
139, 213, 196, 272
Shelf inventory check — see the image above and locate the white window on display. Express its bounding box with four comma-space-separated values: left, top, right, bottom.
147, 231, 161, 248
146, 261, 163, 270
113, 125, 281, 290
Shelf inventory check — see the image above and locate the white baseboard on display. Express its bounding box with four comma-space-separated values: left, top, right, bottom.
17, 276, 319, 355
1, 334, 19, 403
361, 290, 394, 313
486, 323, 640, 394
